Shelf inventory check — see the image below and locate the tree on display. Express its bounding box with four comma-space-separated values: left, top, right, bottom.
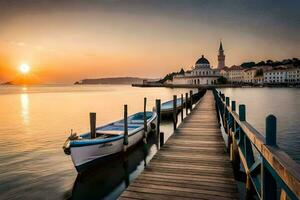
256, 61, 266, 66
217, 76, 227, 84
241, 62, 256, 68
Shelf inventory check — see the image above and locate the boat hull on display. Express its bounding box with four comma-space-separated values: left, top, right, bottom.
70, 121, 156, 171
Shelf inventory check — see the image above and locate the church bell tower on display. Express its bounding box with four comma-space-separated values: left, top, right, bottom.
218, 41, 225, 69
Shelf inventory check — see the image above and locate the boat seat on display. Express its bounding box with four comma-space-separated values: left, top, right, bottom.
130, 120, 144, 124
96, 130, 124, 135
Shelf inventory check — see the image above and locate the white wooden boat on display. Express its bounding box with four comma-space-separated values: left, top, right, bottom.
63, 111, 157, 171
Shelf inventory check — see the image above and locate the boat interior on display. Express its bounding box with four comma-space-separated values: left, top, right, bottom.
80, 112, 154, 140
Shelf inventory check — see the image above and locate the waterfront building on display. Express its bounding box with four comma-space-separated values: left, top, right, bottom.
172, 55, 220, 85
253, 75, 264, 84
226, 65, 244, 83
220, 67, 229, 79
243, 68, 257, 83
287, 68, 300, 83
264, 69, 288, 83
264, 67, 300, 83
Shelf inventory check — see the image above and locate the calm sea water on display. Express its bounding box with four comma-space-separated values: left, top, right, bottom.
220, 88, 300, 163
0, 86, 299, 200
0, 85, 194, 200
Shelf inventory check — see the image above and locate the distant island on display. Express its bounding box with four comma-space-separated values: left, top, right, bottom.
74, 77, 147, 85
1, 81, 14, 85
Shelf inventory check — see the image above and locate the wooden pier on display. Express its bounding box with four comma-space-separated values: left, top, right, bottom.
120, 91, 239, 199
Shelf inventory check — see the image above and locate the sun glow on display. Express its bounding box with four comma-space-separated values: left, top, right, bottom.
19, 64, 30, 74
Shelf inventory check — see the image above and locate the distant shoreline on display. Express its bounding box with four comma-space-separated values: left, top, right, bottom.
132, 83, 300, 89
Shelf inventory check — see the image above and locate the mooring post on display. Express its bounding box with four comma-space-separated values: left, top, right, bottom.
185, 92, 188, 115
181, 94, 184, 121
189, 90, 193, 111
261, 115, 277, 199
90, 112, 96, 139
173, 95, 177, 130
123, 105, 128, 152
143, 97, 147, 141
155, 99, 161, 138
160, 132, 164, 147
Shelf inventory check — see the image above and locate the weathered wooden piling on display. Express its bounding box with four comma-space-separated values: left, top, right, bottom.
173, 95, 177, 130
181, 94, 184, 121
185, 92, 188, 115
90, 112, 96, 139
123, 105, 128, 152
189, 90, 193, 111
155, 99, 161, 138
143, 97, 147, 140
159, 132, 164, 147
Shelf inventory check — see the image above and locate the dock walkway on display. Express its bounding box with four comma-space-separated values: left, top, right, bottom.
120, 91, 239, 199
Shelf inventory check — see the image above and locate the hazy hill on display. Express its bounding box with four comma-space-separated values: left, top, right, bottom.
75, 77, 144, 85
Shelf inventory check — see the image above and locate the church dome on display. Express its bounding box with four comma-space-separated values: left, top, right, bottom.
196, 55, 210, 65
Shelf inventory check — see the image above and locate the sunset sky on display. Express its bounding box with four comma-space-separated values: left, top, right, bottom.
0, 0, 299, 83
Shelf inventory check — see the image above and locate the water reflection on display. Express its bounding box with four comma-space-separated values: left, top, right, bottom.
68, 133, 156, 200
20, 93, 29, 125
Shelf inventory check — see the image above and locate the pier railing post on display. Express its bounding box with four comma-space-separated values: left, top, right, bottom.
231, 100, 239, 167
181, 94, 184, 121
261, 114, 277, 200
173, 95, 177, 130
265, 115, 277, 145
155, 99, 161, 138
185, 93, 188, 115
225, 97, 231, 152
225, 97, 230, 107
90, 112, 96, 139
239, 104, 246, 121
123, 105, 128, 152
232, 120, 240, 177
238, 104, 253, 196
232, 101, 236, 112
143, 97, 147, 140
189, 90, 193, 111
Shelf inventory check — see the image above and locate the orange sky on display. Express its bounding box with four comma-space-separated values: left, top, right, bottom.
0, 1, 299, 84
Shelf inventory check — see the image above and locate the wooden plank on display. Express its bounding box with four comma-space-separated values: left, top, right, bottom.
119, 91, 239, 199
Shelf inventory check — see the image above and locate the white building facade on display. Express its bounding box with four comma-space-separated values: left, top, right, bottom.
264, 68, 300, 83
172, 55, 220, 85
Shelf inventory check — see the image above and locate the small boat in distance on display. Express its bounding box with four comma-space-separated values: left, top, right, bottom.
63, 111, 157, 172
160, 98, 184, 119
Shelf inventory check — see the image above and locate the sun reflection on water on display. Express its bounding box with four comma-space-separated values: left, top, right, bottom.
20, 93, 29, 124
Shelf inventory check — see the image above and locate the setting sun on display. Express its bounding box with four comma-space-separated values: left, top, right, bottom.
19, 64, 30, 74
